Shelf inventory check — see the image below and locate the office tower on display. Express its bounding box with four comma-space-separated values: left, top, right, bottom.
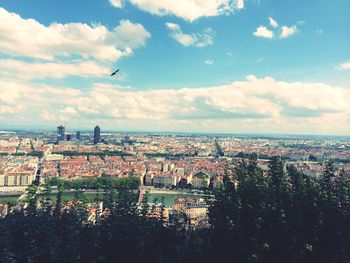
76, 131, 81, 140
57, 125, 65, 141
94, 125, 101, 145
66, 134, 71, 141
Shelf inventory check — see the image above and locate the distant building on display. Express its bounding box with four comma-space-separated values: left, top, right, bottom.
57, 140, 78, 146
93, 125, 101, 145
174, 167, 185, 177
57, 125, 65, 141
145, 173, 153, 186
0, 174, 4, 186
66, 134, 71, 141
2, 171, 36, 186
121, 135, 133, 146
76, 131, 81, 140
152, 174, 178, 188
191, 171, 210, 188
46, 154, 64, 162
148, 204, 169, 222
173, 198, 208, 220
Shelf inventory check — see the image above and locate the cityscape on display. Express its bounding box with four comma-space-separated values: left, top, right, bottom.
0, 0, 349, 262
1, 126, 349, 222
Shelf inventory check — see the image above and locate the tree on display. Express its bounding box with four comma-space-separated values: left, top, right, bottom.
54, 181, 63, 218
102, 177, 117, 209
26, 184, 38, 216
268, 156, 288, 195
141, 190, 150, 217
320, 160, 336, 196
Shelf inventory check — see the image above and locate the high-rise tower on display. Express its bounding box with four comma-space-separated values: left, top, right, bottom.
57, 125, 65, 141
93, 125, 101, 145
76, 131, 81, 140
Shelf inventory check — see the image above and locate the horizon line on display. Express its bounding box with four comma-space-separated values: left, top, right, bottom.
0, 126, 349, 138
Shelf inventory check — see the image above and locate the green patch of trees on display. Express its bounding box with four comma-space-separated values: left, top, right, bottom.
12, 152, 25, 156
207, 155, 350, 262
258, 153, 270, 159
28, 151, 44, 158
235, 151, 249, 158
0, 197, 17, 207
46, 176, 140, 191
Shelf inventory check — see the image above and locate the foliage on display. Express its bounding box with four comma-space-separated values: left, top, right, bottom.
214, 140, 224, 156
0, 157, 349, 262
46, 176, 140, 190
12, 152, 26, 156
28, 151, 44, 158
207, 157, 350, 262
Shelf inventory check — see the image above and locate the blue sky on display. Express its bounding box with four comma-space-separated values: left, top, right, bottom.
0, 0, 349, 134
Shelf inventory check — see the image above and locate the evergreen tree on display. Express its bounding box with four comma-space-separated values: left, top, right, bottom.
320, 160, 336, 197
268, 156, 288, 194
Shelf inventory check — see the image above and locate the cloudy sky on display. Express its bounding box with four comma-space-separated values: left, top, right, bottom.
0, 0, 349, 135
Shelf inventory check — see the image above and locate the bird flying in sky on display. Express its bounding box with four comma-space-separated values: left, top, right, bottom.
111, 69, 120, 76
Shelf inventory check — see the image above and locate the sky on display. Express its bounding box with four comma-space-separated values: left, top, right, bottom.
0, 0, 349, 135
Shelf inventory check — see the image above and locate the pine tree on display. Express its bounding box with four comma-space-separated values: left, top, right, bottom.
141, 190, 150, 217
268, 156, 288, 194
54, 181, 63, 218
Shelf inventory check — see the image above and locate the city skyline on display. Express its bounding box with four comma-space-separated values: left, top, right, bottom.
0, 0, 349, 135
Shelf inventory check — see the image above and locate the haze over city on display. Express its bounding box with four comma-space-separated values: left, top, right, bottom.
0, 0, 349, 135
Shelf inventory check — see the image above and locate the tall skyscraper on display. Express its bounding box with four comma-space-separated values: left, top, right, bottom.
57, 125, 65, 141
93, 125, 101, 145
76, 131, 81, 140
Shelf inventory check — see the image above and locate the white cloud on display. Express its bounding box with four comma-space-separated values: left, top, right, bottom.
0, 59, 110, 80
124, 0, 244, 22
336, 61, 350, 71
40, 110, 55, 121
204, 59, 214, 65
165, 22, 214, 47
60, 106, 78, 115
236, 0, 245, 9
0, 7, 150, 61
254, 19, 302, 40
280, 25, 298, 38
269, 17, 278, 28
1, 76, 349, 134
0, 81, 81, 123
165, 22, 180, 31
110, 19, 151, 49
253, 26, 274, 39
109, 0, 124, 8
